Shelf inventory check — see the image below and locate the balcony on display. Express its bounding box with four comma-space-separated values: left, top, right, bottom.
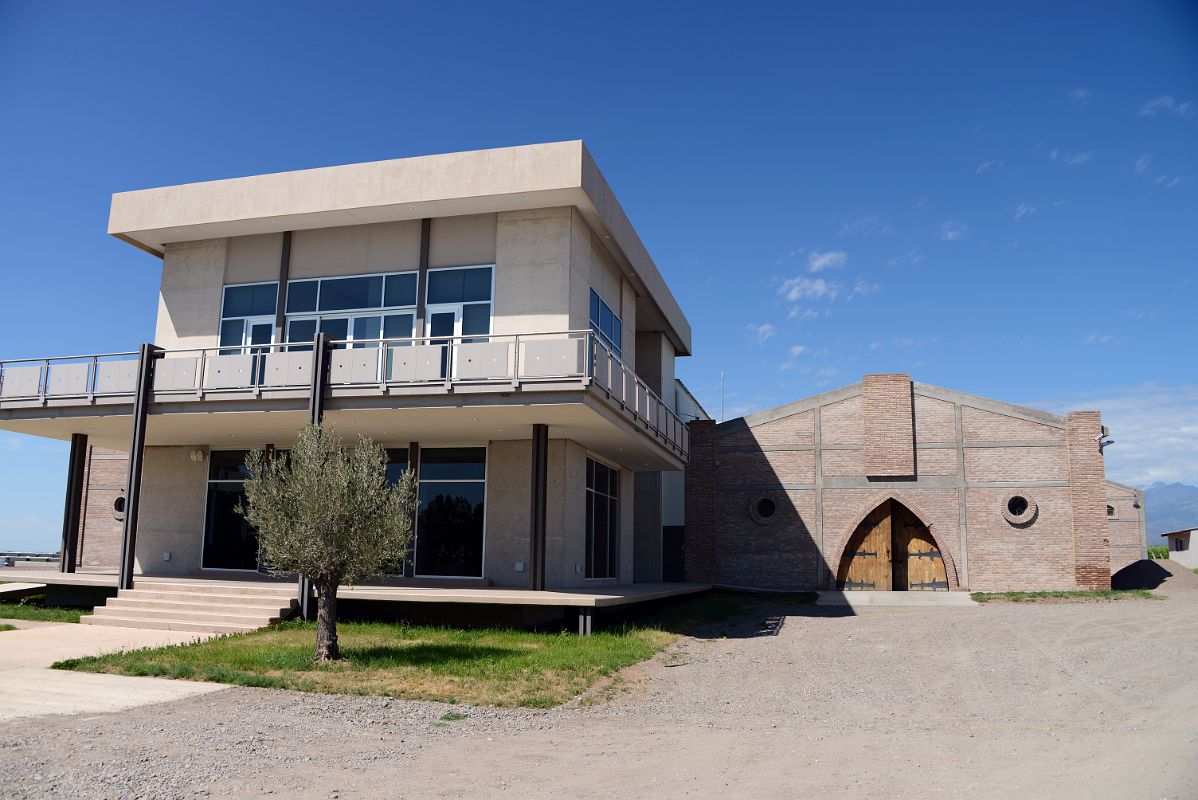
0, 331, 688, 466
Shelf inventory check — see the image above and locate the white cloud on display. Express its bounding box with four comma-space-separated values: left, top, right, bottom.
1083, 332, 1113, 345
838, 215, 891, 237
777, 344, 810, 373
1070, 87, 1093, 103
939, 221, 969, 242
778, 276, 840, 302
745, 322, 776, 344
849, 279, 881, 298
975, 160, 1002, 175
1050, 148, 1059, 161
1066, 150, 1093, 166
1014, 202, 1038, 220
1135, 153, 1153, 175
1035, 383, 1198, 485
1134, 152, 1188, 189
808, 249, 848, 273
886, 249, 925, 268
787, 307, 823, 321
1140, 95, 1195, 119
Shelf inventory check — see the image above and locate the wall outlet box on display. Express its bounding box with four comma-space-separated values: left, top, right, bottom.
514, 561, 525, 572
575, 563, 582, 574
162, 552, 171, 561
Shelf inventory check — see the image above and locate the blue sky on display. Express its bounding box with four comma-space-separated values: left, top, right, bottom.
1, 1, 1196, 550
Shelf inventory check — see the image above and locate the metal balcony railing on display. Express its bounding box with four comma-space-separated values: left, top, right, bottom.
0, 330, 688, 458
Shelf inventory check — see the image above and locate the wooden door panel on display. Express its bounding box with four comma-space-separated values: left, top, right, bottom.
839, 501, 892, 590
892, 504, 948, 591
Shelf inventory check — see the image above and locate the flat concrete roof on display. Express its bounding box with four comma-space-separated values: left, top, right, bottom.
108, 141, 691, 355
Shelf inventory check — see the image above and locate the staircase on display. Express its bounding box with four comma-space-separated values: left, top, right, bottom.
81, 579, 298, 635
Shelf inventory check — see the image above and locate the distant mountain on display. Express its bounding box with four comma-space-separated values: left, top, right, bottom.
1144, 483, 1198, 537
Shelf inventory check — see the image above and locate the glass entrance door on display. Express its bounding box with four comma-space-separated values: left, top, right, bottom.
426, 309, 460, 379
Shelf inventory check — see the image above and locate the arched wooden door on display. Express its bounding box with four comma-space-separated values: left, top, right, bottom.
837, 500, 948, 591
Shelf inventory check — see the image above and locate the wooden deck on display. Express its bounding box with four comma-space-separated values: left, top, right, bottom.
1, 567, 709, 609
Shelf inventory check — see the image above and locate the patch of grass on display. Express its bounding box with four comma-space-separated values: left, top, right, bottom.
0, 624, 16, 632
52, 590, 789, 707
1148, 546, 1170, 560
971, 589, 1160, 603
0, 593, 83, 623
439, 711, 468, 721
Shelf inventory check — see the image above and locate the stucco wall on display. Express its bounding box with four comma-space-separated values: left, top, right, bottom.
133, 446, 208, 575
157, 239, 228, 349
493, 208, 571, 335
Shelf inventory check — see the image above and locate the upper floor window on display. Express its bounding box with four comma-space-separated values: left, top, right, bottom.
219, 282, 278, 353
425, 266, 494, 342
284, 271, 418, 349
589, 289, 621, 357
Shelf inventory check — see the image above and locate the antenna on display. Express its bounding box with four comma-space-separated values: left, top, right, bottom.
720, 372, 725, 423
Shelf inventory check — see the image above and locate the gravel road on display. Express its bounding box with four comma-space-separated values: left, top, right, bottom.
3, 565, 1196, 799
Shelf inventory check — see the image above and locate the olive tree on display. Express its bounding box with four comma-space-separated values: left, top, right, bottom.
238, 423, 416, 661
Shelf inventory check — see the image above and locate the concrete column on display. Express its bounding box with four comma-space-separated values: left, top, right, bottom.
59, 433, 88, 573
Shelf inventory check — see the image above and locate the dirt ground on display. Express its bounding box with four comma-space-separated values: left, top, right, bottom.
2, 564, 1196, 800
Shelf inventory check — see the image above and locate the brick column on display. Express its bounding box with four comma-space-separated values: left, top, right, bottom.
684, 420, 717, 582
862, 374, 915, 477
1066, 411, 1112, 589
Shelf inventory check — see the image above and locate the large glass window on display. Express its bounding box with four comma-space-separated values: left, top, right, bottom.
219, 283, 279, 356
589, 289, 622, 357
202, 450, 260, 571
424, 266, 493, 342
585, 457, 620, 579
284, 271, 419, 348
414, 447, 486, 577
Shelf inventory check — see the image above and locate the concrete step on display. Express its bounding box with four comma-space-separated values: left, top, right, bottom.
80, 614, 260, 634
816, 590, 978, 607
108, 596, 293, 615
132, 580, 294, 597
92, 605, 282, 626
119, 589, 299, 606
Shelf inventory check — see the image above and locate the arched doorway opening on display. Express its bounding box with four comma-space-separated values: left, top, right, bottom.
836, 499, 948, 591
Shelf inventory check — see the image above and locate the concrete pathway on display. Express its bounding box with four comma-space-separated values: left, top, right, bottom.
0, 622, 226, 721
816, 589, 977, 607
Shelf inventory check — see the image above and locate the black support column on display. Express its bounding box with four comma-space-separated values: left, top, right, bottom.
298, 331, 332, 619
273, 231, 292, 343
528, 424, 548, 591
117, 344, 162, 591
58, 433, 88, 573
414, 218, 431, 335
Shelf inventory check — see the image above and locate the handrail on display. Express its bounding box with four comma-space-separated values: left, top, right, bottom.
0, 329, 689, 457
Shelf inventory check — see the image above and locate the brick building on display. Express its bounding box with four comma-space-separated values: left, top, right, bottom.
685, 374, 1147, 592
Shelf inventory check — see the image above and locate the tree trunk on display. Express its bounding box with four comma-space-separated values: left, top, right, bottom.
314, 581, 341, 662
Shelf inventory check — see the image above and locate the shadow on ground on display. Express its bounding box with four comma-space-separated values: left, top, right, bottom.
1112, 559, 1172, 590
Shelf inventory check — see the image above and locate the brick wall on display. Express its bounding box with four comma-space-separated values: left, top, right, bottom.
862, 374, 915, 476
1066, 412, 1112, 589
683, 420, 717, 582
77, 446, 127, 569
1105, 482, 1145, 576
966, 487, 1076, 590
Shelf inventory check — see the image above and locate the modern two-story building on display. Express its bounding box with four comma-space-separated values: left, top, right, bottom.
0, 142, 710, 631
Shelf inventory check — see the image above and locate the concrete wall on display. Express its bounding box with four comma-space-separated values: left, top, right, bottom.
493, 208, 571, 335
290, 220, 422, 279
157, 239, 228, 349
133, 446, 209, 575
685, 376, 1116, 592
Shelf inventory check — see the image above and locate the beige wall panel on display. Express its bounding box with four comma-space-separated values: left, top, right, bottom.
482, 439, 531, 588
493, 208, 570, 335
917, 448, 959, 477
546, 440, 587, 589
134, 446, 208, 575
225, 233, 283, 284
962, 406, 1062, 441
620, 278, 637, 372
289, 220, 422, 279
964, 445, 1067, 483
156, 239, 228, 349
429, 213, 497, 268
820, 396, 862, 446
966, 487, 1075, 590
914, 394, 958, 444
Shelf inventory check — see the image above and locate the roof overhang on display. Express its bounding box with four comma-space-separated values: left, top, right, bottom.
108, 140, 691, 355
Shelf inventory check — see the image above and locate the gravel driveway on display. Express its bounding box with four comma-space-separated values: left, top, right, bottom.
3, 568, 1196, 800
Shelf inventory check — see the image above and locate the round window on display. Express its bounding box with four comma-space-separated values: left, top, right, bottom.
749, 494, 778, 525
1001, 492, 1037, 527
112, 492, 126, 521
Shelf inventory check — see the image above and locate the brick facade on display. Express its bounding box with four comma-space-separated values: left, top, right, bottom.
76, 446, 127, 569
684, 374, 1125, 592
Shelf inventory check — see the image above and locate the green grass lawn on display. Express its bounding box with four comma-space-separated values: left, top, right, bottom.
0, 624, 16, 632
54, 590, 815, 707
0, 593, 84, 623
971, 589, 1160, 603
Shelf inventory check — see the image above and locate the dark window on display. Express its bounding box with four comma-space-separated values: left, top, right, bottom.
219, 319, 245, 349
352, 316, 382, 348
419, 447, 486, 481
286, 280, 319, 313
462, 303, 491, 336
318, 275, 384, 312
319, 317, 349, 343
286, 318, 317, 351
1007, 495, 1029, 516
384, 273, 418, 307
383, 313, 414, 340
757, 498, 776, 519
1106, 505, 1115, 516
585, 457, 619, 579
202, 482, 259, 570
222, 283, 278, 318
384, 448, 409, 485
427, 267, 493, 304
588, 289, 622, 357
208, 450, 252, 481
414, 447, 486, 577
